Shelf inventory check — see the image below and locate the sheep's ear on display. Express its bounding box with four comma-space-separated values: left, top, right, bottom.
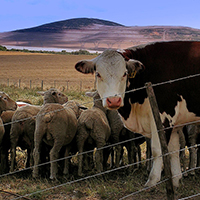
79, 105, 88, 110
75, 60, 96, 74
85, 91, 97, 97
37, 91, 45, 96
126, 59, 145, 78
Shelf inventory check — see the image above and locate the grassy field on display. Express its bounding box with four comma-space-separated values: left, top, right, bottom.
0, 52, 200, 200
0, 51, 96, 91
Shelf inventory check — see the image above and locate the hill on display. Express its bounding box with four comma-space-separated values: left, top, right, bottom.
14, 18, 124, 33
0, 17, 200, 51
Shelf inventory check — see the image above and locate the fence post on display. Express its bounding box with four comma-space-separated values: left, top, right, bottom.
7, 79, 9, 87
145, 82, 174, 200
54, 80, 56, 88
19, 79, 21, 88
94, 75, 97, 90
41, 80, 43, 90
30, 80, 32, 89
67, 81, 69, 91
80, 81, 82, 92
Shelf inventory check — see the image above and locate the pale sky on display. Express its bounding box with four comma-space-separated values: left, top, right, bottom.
0, 0, 200, 32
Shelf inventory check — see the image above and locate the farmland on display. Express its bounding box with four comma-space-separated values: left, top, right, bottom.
0, 51, 200, 200
0, 51, 96, 91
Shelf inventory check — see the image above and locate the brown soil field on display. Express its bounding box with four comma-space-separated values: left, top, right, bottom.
0, 51, 96, 90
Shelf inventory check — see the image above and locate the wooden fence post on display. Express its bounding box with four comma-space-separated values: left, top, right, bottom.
80, 81, 82, 92
67, 81, 69, 91
19, 79, 21, 88
41, 80, 43, 90
94, 76, 97, 90
145, 82, 174, 200
7, 79, 9, 87
30, 80, 32, 89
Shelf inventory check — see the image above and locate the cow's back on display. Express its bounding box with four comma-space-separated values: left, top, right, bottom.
121, 41, 200, 118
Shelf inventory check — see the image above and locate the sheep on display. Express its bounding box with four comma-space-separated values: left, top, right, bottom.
85, 91, 145, 171
118, 128, 146, 169
0, 110, 16, 174
76, 93, 111, 177
10, 88, 68, 172
32, 100, 84, 180
179, 124, 200, 175
0, 92, 17, 174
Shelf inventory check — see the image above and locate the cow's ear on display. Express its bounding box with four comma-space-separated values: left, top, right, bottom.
75, 60, 96, 74
126, 59, 145, 78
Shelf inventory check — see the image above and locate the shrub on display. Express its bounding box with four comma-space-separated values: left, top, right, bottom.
0, 45, 7, 51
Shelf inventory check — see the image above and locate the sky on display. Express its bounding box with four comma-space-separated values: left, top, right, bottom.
0, 0, 200, 32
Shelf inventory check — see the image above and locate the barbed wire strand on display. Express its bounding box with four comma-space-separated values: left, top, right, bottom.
120, 166, 200, 200
10, 144, 200, 200
2, 71, 200, 128
1, 72, 200, 199
1, 116, 200, 180
178, 192, 200, 200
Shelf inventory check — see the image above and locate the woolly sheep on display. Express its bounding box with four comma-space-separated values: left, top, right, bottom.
0, 92, 17, 174
32, 100, 84, 180
76, 93, 111, 176
180, 125, 200, 175
10, 88, 68, 172
0, 110, 16, 174
118, 128, 146, 169
86, 91, 145, 170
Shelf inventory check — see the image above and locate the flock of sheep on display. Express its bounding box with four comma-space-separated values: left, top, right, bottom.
0, 88, 199, 181
0, 88, 145, 180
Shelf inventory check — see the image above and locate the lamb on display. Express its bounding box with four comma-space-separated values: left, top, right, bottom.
76, 93, 111, 176
32, 100, 84, 180
10, 88, 68, 172
118, 128, 146, 169
180, 124, 200, 175
0, 110, 16, 174
0, 92, 17, 174
85, 91, 145, 171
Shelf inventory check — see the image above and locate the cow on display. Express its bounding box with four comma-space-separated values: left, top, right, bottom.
75, 41, 200, 187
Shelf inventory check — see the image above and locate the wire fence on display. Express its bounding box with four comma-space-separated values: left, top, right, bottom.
0, 77, 96, 92
1, 72, 200, 199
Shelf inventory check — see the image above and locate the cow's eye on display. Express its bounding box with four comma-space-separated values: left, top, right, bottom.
96, 72, 101, 78
123, 71, 128, 77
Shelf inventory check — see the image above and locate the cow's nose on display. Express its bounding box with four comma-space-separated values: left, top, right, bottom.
106, 97, 122, 109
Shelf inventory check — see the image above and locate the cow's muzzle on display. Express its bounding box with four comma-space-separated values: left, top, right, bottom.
106, 96, 122, 109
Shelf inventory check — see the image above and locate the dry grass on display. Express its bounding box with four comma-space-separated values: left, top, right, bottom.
0, 52, 95, 81
0, 51, 96, 90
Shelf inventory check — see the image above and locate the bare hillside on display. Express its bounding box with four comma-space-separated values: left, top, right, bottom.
0, 18, 200, 51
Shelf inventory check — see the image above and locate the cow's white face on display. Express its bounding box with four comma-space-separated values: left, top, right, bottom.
75, 49, 144, 109
94, 51, 127, 109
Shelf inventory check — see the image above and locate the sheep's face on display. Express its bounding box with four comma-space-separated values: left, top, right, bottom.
38, 88, 68, 105
0, 92, 17, 114
51, 90, 68, 104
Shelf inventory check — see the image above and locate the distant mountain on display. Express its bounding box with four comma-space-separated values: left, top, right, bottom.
14, 18, 124, 33
0, 18, 200, 51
